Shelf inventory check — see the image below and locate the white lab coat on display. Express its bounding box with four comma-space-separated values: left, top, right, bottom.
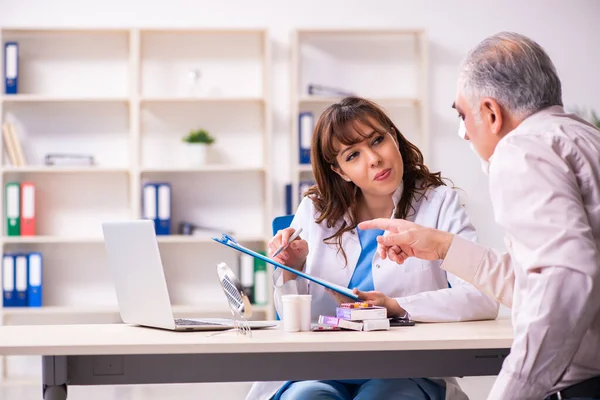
246, 184, 499, 400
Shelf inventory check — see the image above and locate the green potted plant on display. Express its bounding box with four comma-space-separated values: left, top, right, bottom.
182, 128, 215, 166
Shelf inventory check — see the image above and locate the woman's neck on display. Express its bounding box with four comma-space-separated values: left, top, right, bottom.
356, 192, 394, 223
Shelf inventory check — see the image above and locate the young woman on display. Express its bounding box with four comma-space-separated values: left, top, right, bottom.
246, 96, 498, 400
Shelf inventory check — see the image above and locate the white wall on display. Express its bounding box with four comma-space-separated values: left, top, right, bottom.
1, 1, 599, 399
2, 0, 599, 252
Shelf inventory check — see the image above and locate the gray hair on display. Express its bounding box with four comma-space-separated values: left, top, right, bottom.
458, 32, 563, 120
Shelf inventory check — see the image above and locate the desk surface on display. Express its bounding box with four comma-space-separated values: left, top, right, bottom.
0, 318, 513, 356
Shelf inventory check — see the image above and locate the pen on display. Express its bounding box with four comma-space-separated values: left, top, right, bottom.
272, 227, 303, 257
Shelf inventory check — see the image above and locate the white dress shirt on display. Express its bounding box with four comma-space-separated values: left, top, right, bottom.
441, 106, 600, 400
245, 184, 499, 400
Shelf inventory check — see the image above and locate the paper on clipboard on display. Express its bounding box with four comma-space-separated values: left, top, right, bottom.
213, 233, 359, 301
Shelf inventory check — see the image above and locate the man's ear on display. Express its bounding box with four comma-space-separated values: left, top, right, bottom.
481, 97, 504, 136
331, 164, 350, 182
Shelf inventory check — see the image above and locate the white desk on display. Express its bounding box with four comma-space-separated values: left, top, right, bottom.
0, 319, 513, 400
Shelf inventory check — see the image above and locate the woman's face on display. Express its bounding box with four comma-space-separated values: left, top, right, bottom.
332, 120, 404, 198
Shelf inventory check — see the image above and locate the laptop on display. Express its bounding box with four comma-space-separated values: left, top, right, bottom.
102, 220, 276, 332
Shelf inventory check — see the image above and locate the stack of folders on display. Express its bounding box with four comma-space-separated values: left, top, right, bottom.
2, 252, 43, 307
2, 122, 27, 166
44, 153, 94, 166
142, 182, 172, 235
5, 182, 36, 236
318, 304, 390, 331
298, 112, 314, 165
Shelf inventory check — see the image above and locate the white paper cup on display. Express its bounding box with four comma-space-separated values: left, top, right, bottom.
281, 294, 300, 332
297, 295, 312, 331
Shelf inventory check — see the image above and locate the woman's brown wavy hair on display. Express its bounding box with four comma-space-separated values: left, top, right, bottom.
304, 96, 447, 265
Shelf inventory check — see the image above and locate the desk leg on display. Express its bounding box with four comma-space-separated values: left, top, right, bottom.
42, 356, 68, 400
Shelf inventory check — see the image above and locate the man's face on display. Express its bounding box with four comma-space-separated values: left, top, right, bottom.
453, 92, 498, 161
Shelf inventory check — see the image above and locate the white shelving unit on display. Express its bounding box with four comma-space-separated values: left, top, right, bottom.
0, 27, 274, 384
289, 29, 429, 211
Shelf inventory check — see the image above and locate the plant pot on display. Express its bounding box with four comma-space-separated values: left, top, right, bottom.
184, 143, 209, 167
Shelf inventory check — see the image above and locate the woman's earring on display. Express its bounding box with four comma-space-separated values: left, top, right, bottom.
345, 178, 351, 182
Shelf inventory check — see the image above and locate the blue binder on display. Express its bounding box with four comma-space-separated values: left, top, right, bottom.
298, 112, 313, 164
156, 183, 172, 235
2, 254, 16, 307
14, 253, 28, 307
27, 252, 43, 307
4, 42, 18, 94
284, 183, 292, 215
142, 182, 158, 231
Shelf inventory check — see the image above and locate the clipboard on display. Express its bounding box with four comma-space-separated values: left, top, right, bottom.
213, 233, 359, 301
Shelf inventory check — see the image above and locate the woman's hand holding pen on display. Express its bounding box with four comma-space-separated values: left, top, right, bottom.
268, 227, 309, 283
328, 288, 407, 318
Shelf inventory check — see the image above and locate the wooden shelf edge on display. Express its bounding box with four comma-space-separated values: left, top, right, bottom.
0, 235, 267, 244
140, 166, 265, 173
140, 96, 265, 103
296, 28, 425, 36
1, 95, 129, 103
298, 96, 420, 105
1, 167, 130, 174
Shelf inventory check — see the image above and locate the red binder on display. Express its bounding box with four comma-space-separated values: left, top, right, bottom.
20, 181, 35, 236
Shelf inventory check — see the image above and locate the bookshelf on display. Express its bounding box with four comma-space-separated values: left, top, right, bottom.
0, 27, 273, 383
289, 29, 429, 211
1, 234, 267, 244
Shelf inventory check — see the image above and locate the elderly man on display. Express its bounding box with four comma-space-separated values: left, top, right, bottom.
359, 32, 600, 400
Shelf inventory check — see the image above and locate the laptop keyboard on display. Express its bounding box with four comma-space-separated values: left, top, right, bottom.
174, 318, 227, 326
